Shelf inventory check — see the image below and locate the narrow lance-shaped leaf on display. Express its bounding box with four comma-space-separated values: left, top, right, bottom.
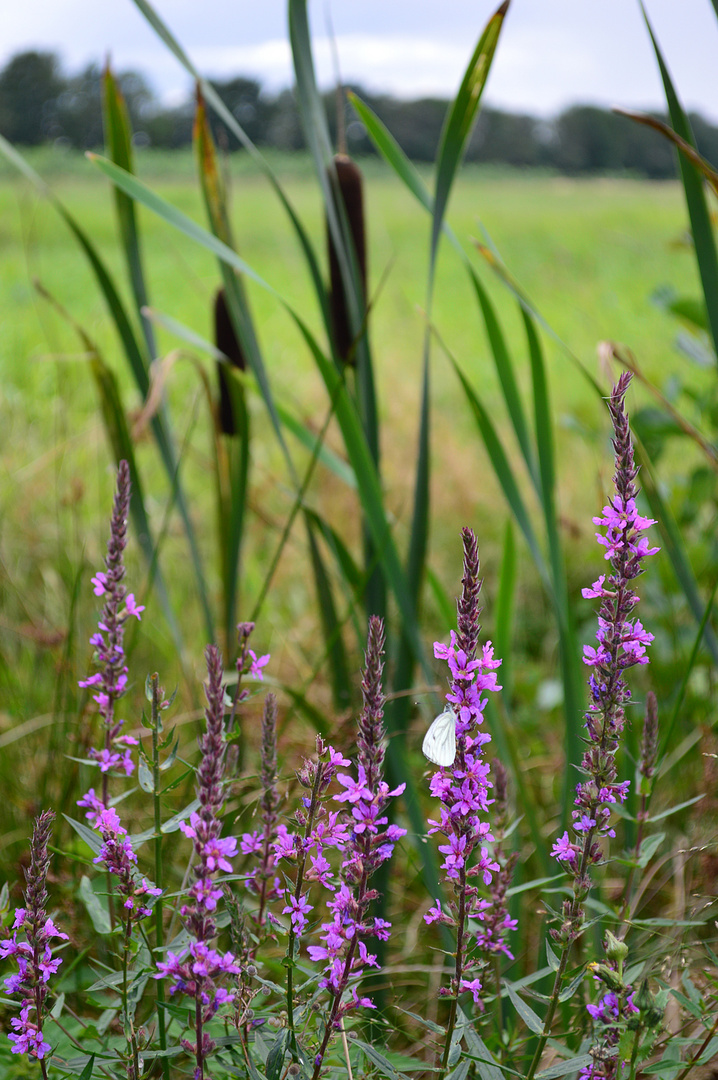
641, 3, 718, 360
102, 64, 157, 360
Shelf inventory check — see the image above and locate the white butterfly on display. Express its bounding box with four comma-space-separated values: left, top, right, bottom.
422, 706, 457, 768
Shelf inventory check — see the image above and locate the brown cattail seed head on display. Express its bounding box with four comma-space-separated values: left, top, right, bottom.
214, 287, 247, 436
327, 154, 366, 365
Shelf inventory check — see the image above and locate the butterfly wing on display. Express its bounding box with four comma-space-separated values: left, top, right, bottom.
422, 707, 457, 767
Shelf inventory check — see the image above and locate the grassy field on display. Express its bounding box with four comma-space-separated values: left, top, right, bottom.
0, 149, 705, 837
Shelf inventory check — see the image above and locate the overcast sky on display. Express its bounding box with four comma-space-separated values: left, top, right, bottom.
3, 0, 718, 121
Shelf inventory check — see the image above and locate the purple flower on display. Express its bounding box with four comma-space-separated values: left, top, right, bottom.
155, 645, 239, 1078
79, 460, 138, 806
550, 375, 659, 951
3, 812, 66, 1062
248, 649, 270, 680
424, 529, 509, 1009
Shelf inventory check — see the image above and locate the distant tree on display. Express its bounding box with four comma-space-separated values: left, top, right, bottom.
266, 88, 304, 151
467, 109, 545, 167
0, 51, 63, 144
208, 76, 275, 149
53, 64, 157, 149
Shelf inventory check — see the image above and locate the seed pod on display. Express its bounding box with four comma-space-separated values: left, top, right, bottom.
327, 154, 366, 365
214, 287, 246, 435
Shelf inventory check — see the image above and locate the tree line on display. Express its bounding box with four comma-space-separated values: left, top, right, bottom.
2, 49, 717, 178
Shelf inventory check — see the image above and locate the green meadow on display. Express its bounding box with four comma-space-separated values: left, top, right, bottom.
0, 150, 705, 826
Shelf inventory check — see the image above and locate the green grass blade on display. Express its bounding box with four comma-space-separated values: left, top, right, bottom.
143, 308, 357, 489
448, 356, 550, 590
288, 0, 384, 624
88, 152, 296, 484
34, 287, 182, 649
495, 519, 516, 705
305, 519, 352, 711
642, 4, 718, 359
634, 440, 718, 665
0, 133, 214, 641
469, 267, 537, 484
102, 64, 157, 361
523, 308, 583, 821
129, 0, 331, 336
430, 1, 509, 275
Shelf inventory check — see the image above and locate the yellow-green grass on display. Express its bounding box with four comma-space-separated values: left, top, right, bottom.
0, 150, 703, 837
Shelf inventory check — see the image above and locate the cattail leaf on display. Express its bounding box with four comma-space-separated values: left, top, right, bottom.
0, 133, 213, 642
306, 518, 352, 711
142, 306, 358, 487
130, 0, 331, 332
431, 1, 509, 275
633, 438, 718, 665
102, 63, 157, 361
495, 519, 516, 704
468, 256, 536, 484
448, 355, 550, 589
523, 308, 582, 823
349, 93, 432, 211
641, 3, 718, 360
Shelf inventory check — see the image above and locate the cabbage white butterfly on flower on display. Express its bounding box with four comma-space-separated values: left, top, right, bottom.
422, 706, 457, 767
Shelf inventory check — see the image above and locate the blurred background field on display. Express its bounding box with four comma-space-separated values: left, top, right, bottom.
0, 146, 708, 858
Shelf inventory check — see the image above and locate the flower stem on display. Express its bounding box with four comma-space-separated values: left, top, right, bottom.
149, 674, 170, 1080
286, 759, 325, 1058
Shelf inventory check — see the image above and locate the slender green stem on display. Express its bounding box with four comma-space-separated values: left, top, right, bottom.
150, 674, 171, 1080
674, 1011, 718, 1080
121, 915, 141, 1080
286, 760, 325, 1058
438, 872, 467, 1080
628, 1026, 641, 1080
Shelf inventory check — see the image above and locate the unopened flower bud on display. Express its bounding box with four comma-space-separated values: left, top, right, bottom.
604, 930, 629, 966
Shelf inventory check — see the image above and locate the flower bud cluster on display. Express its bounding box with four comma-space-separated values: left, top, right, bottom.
77, 461, 144, 804
1, 811, 68, 1060
551, 376, 659, 940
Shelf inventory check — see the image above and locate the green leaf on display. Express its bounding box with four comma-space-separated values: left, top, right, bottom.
266, 1030, 291, 1080
535, 1056, 594, 1079
137, 758, 154, 794
64, 815, 102, 856
647, 795, 704, 822
449, 356, 550, 588
558, 968, 587, 1003
545, 939, 560, 972
431, 1, 509, 276
505, 983, 544, 1035
161, 798, 201, 833
642, 4, 718, 359
305, 517, 352, 711
102, 64, 157, 361
78, 875, 112, 936
355, 1039, 401, 1079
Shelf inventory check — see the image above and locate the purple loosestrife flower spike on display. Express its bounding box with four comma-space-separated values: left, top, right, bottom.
78, 460, 143, 810
1, 811, 68, 1069
526, 376, 660, 1080
154, 645, 240, 1080
424, 529, 504, 1078
551, 374, 659, 941
311, 616, 406, 1079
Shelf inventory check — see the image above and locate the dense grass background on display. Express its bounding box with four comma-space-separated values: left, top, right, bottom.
0, 149, 705, 857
